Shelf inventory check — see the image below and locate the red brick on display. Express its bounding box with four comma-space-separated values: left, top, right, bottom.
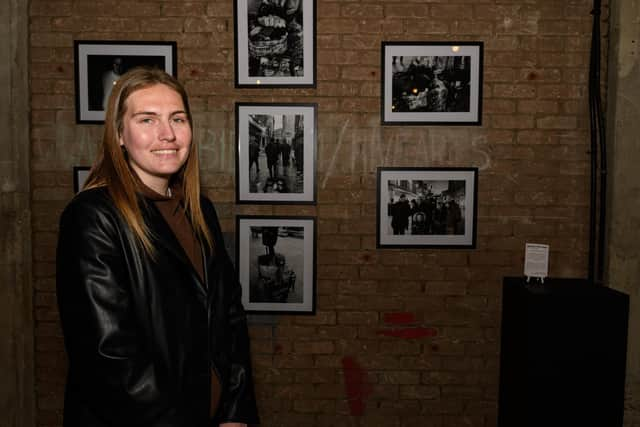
431, 5, 473, 19
404, 19, 449, 35
138, 18, 184, 32
337, 311, 378, 326
163, 2, 207, 17
294, 341, 335, 355
399, 385, 440, 400
341, 4, 383, 18
493, 84, 537, 98
517, 100, 560, 114
385, 5, 429, 17
30, 1, 73, 16
491, 115, 535, 129
205, 2, 233, 17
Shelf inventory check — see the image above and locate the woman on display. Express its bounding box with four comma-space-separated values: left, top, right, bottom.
56, 68, 259, 426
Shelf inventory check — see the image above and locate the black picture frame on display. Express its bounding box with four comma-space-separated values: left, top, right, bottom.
234, 0, 316, 88
235, 102, 317, 204
74, 40, 177, 124
73, 166, 90, 193
381, 41, 484, 126
236, 215, 316, 314
377, 167, 478, 248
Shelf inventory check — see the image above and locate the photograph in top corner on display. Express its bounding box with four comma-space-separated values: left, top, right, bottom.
391, 55, 472, 114
247, 0, 305, 78
235, 0, 316, 87
381, 42, 483, 125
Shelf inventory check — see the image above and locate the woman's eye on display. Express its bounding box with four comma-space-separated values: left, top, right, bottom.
173, 117, 188, 124
140, 117, 154, 124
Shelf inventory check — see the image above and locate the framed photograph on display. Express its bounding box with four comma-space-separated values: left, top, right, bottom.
377, 167, 478, 248
74, 40, 177, 124
381, 41, 483, 126
234, 0, 316, 87
236, 215, 316, 314
73, 166, 91, 194
236, 103, 317, 204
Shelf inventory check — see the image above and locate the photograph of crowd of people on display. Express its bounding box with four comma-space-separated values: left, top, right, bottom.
246, 0, 304, 78
391, 55, 471, 113
386, 179, 466, 236
247, 113, 304, 194
377, 168, 478, 248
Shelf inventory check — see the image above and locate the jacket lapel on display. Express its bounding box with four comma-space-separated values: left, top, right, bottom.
143, 201, 208, 300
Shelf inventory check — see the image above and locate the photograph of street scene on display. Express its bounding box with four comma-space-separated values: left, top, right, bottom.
391, 55, 472, 113
248, 226, 304, 304
247, 113, 304, 194
386, 179, 466, 236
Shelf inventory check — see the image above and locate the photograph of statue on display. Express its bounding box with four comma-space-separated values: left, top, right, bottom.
237, 216, 316, 313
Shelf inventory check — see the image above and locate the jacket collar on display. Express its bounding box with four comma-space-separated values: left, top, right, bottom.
135, 180, 209, 300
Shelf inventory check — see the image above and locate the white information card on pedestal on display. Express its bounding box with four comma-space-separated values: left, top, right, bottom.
524, 243, 549, 283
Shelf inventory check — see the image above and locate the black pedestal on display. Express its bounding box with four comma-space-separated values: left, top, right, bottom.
498, 277, 629, 427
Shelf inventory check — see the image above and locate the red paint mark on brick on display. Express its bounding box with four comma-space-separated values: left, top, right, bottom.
384, 312, 417, 325
274, 343, 283, 354
376, 327, 438, 340
341, 356, 372, 416
379, 312, 436, 340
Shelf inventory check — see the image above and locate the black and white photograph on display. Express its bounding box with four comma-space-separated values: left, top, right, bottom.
381, 42, 483, 125
377, 167, 478, 248
73, 166, 90, 194
236, 216, 316, 314
236, 103, 317, 204
234, 0, 316, 87
74, 41, 177, 123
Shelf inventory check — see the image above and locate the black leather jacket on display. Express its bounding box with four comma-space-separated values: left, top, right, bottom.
56, 188, 259, 426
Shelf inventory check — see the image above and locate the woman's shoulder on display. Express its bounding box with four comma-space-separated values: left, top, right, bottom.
67, 186, 113, 209
61, 187, 119, 225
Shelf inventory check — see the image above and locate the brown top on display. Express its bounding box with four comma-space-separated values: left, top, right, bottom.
141, 184, 205, 284
137, 181, 221, 418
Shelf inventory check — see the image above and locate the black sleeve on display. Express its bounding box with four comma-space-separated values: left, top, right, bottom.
56, 195, 168, 424
203, 198, 260, 425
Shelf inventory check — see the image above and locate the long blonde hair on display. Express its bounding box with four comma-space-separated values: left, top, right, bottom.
83, 67, 213, 254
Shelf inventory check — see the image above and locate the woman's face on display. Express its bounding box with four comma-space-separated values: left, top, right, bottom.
119, 84, 192, 193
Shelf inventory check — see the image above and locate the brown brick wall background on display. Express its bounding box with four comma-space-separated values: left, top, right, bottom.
29, 1, 605, 426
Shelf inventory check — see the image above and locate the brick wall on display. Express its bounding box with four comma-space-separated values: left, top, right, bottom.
29, 1, 605, 426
